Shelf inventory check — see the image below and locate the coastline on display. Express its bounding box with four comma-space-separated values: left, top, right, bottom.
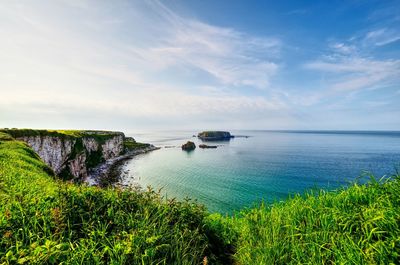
2, 129, 399, 264
86, 145, 160, 186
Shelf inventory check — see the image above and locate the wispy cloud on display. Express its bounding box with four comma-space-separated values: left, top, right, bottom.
364, 28, 400, 46
0, 0, 284, 129
305, 56, 400, 92
0, 0, 399, 130
298, 26, 400, 112
130, 1, 281, 89
329, 42, 357, 55
304, 21, 400, 97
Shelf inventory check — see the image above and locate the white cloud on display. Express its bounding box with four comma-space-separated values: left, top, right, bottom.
299, 32, 400, 109
305, 57, 400, 91
0, 0, 284, 129
364, 28, 400, 46
128, 1, 281, 89
330, 43, 357, 54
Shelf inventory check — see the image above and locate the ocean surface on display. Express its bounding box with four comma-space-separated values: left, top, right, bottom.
121, 131, 400, 213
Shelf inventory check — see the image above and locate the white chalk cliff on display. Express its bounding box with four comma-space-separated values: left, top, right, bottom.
16, 132, 125, 180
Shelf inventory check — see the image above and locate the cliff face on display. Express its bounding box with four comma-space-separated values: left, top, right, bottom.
3, 129, 125, 180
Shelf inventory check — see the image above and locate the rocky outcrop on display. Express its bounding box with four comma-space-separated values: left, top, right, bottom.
69, 152, 87, 179
101, 135, 124, 160
4, 129, 127, 180
198, 131, 234, 141
199, 144, 217, 149
19, 135, 75, 174
87, 145, 160, 187
182, 141, 196, 151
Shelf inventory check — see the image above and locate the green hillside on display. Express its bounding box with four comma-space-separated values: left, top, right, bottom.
1, 131, 399, 264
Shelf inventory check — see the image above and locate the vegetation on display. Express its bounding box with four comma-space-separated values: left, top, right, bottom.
0, 133, 230, 264
1, 131, 399, 264
197, 131, 233, 141
0, 128, 124, 139
220, 175, 400, 264
123, 137, 150, 153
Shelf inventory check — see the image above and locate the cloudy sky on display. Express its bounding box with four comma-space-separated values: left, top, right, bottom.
1, 0, 399, 131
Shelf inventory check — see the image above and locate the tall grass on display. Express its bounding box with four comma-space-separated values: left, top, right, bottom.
0, 134, 231, 264
210, 175, 400, 264
1, 131, 399, 264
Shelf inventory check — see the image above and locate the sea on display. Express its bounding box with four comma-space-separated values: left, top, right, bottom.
120, 130, 400, 213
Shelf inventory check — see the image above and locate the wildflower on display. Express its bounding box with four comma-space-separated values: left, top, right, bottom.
4, 231, 12, 238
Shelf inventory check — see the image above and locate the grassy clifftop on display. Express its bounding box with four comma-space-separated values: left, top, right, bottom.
1, 131, 399, 264
0, 128, 125, 143
0, 128, 149, 154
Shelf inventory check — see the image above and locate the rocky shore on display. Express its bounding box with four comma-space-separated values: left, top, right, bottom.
87, 145, 159, 187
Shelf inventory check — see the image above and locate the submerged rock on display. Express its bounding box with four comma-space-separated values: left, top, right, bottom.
199, 144, 217, 149
182, 141, 196, 151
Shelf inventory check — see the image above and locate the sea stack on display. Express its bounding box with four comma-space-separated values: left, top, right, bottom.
182, 141, 196, 151
197, 131, 234, 141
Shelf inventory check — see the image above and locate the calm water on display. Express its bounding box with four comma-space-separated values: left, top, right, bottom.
121, 131, 400, 213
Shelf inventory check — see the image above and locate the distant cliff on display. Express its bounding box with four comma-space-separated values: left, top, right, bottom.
0, 129, 132, 180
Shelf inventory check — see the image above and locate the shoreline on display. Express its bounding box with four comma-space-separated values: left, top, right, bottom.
86, 145, 160, 186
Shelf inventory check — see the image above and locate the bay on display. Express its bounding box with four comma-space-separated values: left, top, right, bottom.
121, 130, 400, 213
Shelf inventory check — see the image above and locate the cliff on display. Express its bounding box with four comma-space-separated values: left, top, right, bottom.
0, 129, 127, 180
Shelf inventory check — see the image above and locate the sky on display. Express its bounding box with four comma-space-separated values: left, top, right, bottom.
0, 0, 399, 131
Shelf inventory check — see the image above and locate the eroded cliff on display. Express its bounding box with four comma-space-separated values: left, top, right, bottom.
1, 129, 125, 180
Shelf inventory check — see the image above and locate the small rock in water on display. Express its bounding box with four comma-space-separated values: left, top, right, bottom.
182, 141, 196, 151
199, 144, 217, 149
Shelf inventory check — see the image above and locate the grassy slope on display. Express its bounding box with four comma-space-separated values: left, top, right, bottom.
123, 137, 151, 152
0, 129, 124, 138
0, 133, 229, 264
221, 176, 400, 264
1, 131, 399, 264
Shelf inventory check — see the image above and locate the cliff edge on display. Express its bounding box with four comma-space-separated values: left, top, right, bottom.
0, 129, 142, 180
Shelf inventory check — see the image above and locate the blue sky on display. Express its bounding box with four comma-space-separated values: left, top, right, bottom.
0, 0, 399, 130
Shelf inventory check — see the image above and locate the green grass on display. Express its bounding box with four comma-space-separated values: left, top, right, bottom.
216, 175, 400, 264
0, 134, 231, 264
0, 129, 125, 145
1, 132, 399, 264
123, 137, 150, 153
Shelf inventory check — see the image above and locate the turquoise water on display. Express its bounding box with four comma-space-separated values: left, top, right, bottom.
122, 131, 400, 213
